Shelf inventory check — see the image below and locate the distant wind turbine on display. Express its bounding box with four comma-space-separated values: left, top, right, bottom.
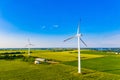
64, 23, 87, 73
25, 38, 34, 56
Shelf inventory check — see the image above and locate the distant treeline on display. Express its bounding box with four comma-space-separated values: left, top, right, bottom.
0, 48, 77, 50
0, 48, 120, 52
0, 52, 25, 55
50, 48, 76, 52
90, 48, 120, 52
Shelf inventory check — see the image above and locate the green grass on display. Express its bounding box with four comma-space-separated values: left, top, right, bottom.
0, 60, 76, 80
82, 55, 120, 75
81, 50, 115, 55
0, 49, 120, 80
0, 59, 120, 80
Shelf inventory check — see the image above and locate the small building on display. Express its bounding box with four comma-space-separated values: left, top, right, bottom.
34, 58, 46, 64
115, 52, 119, 54
34, 60, 40, 64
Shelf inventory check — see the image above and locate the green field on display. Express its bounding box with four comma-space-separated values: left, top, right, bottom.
0, 49, 120, 80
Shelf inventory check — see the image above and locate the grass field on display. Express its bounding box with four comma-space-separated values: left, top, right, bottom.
0, 49, 120, 80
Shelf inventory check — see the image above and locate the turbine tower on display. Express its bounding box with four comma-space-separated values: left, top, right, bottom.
64, 23, 87, 73
26, 38, 33, 56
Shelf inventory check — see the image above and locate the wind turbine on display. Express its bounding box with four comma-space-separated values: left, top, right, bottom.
25, 38, 34, 56
64, 23, 87, 73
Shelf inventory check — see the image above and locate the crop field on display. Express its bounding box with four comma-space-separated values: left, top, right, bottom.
0, 49, 120, 80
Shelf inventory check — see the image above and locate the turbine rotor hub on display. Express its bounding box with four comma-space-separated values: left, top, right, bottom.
76, 34, 81, 37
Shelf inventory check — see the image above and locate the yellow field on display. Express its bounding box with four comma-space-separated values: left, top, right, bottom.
29, 50, 104, 61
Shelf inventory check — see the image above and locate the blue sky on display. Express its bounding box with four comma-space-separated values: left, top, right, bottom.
0, 0, 120, 48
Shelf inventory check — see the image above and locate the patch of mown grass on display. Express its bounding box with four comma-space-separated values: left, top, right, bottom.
81, 50, 115, 55
82, 55, 120, 75
81, 54, 104, 60
63, 55, 120, 75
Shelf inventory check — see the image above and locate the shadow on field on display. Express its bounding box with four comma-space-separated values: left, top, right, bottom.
102, 69, 120, 73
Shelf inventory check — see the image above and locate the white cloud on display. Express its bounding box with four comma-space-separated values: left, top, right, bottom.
53, 25, 59, 28
41, 26, 46, 29
1, 32, 120, 48
83, 33, 120, 48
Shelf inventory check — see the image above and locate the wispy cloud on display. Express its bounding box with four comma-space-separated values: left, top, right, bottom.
53, 25, 59, 28
83, 33, 120, 48
41, 26, 46, 29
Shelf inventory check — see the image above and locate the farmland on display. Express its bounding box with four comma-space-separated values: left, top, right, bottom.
0, 49, 120, 80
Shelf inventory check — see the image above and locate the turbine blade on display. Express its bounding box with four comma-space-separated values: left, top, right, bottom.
80, 38, 87, 47
64, 36, 75, 42
77, 25, 80, 34
29, 44, 34, 46
28, 38, 34, 46
28, 38, 31, 44
77, 19, 81, 34
24, 45, 28, 48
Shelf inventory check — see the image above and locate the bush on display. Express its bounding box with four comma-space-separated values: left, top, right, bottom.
17, 55, 24, 58
4, 54, 10, 59
0, 54, 24, 60
22, 56, 35, 63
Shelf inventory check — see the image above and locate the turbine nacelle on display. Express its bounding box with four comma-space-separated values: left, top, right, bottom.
76, 33, 82, 37
25, 38, 34, 56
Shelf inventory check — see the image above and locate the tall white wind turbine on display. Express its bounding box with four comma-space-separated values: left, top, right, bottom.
25, 39, 34, 56
64, 23, 87, 73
